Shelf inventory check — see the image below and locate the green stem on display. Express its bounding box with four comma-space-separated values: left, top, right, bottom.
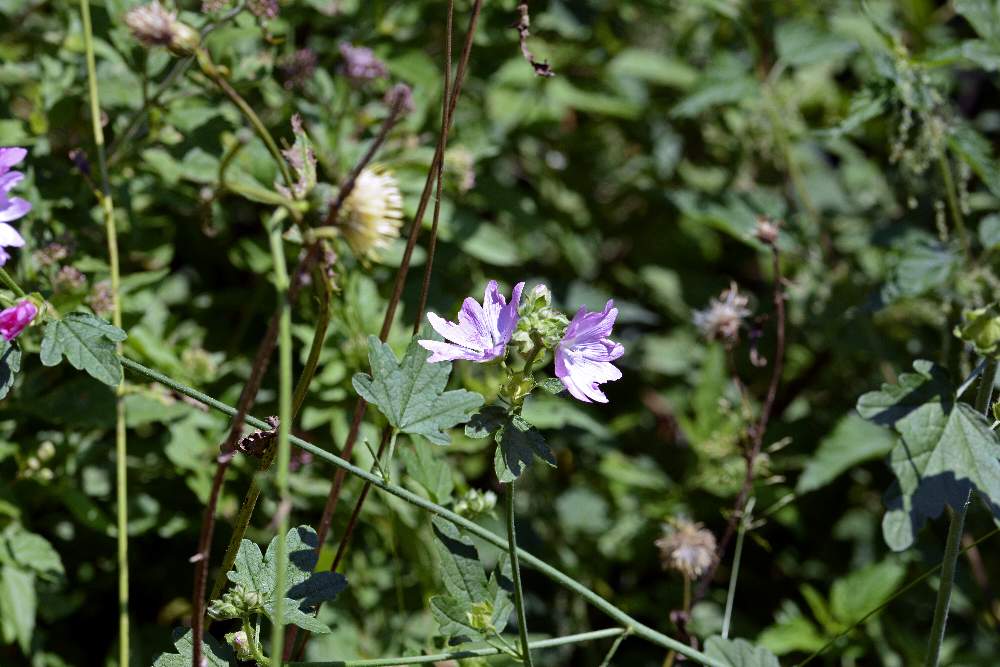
937, 153, 971, 260
924, 358, 997, 667
120, 358, 726, 667
0, 268, 26, 298
506, 481, 534, 666
287, 628, 626, 667
268, 215, 294, 667
597, 627, 632, 667
721, 496, 754, 639
80, 1, 128, 663
197, 50, 295, 195
210, 263, 331, 602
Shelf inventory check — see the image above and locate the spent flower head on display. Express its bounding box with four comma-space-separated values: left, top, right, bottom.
339, 167, 404, 260
419, 280, 525, 363
124, 2, 199, 55
693, 282, 751, 345
754, 216, 780, 246
247, 0, 279, 19
280, 48, 318, 90
655, 518, 717, 580
555, 300, 624, 403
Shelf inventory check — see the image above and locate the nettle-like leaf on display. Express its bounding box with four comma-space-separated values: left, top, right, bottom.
353, 335, 484, 445
0, 340, 21, 400
39, 313, 127, 387
466, 406, 556, 482
705, 637, 780, 667
153, 628, 235, 667
430, 517, 513, 643
857, 360, 1000, 551
224, 525, 347, 633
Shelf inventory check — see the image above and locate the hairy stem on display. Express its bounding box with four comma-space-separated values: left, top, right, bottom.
506, 481, 534, 666
121, 357, 727, 667
924, 357, 996, 666
269, 216, 294, 666
288, 628, 626, 667
80, 1, 128, 663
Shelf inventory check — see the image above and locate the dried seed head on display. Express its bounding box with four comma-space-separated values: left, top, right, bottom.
248, 0, 279, 19
693, 282, 752, 345
124, 2, 199, 55
339, 167, 404, 261
754, 216, 779, 246
655, 518, 717, 580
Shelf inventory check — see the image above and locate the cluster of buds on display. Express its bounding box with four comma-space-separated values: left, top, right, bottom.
511, 284, 569, 355
453, 488, 497, 519
20, 441, 56, 482
207, 584, 263, 621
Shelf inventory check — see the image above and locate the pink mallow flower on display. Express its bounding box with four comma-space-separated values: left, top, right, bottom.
555, 300, 624, 403
0, 147, 30, 267
419, 280, 525, 363
0, 300, 37, 341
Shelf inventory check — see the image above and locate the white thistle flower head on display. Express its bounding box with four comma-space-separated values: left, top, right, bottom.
340, 166, 404, 261
655, 518, 717, 580
124, 2, 199, 55
693, 281, 751, 345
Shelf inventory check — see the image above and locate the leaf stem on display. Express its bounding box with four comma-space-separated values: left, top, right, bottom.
924, 357, 997, 666
268, 214, 294, 667
79, 0, 128, 662
937, 152, 971, 260
120, 357, 728, 667
288, 628, 626, 667
506, 481, 534, 666
722, 496, 754, 639
0, 268, 26, 298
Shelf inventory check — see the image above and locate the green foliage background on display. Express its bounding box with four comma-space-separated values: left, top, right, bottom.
2, 0, 1000, 664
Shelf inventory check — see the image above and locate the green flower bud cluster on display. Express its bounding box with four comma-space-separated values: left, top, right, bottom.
954, 305, 1000, 356
511, 284, 568, 355
454, 488, 497, 519
207, 584, 263, 621
20, 441, 56, 482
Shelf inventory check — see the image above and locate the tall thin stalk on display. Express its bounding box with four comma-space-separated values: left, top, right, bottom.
79, 1, 128, 663
923, 357, 996, 666
506, 481, 534, 666
267, 215, 294, 665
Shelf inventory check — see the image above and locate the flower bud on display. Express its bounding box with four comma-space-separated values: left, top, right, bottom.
955, 305, 1000, 356
37, 441, 56, 461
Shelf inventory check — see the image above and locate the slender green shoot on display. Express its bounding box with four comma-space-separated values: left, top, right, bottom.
722, 496, 755, 639
80, 1, 128, 663
506, 481, 534, 666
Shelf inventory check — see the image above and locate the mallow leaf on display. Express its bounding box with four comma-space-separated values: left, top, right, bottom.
225, 525, 347, 633
857, 360, 1000, 550
704, 637, 780, 667
467, 407, 556, 482
0, 340, 21, 400
39, 313, 127, 387
353, 335, 484, 445
153, 628, 235, 667
430, 517, 512, 642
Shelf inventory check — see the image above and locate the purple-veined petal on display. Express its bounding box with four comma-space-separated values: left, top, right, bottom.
427, 311, 484, 352
418, 339, 489, 363
480, 280, 506, 344
565, 300, 617, 344
496, 281, 525, 343
0, 222, 25, 248
457, 296, 494, 348
0, 148, 26, 174
0, 198, 31, 223
0, 171, 24, 194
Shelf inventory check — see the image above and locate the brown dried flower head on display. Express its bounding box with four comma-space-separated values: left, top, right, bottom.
124, 2, 199, 56
754, 216, 780, 246
693, 281, 752, 344
655, 518, 717, 580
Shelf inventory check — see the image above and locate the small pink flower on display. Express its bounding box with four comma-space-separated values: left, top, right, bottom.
555, 300, 624, 403
419, 280, 525, 363
0, 300, 37, 341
